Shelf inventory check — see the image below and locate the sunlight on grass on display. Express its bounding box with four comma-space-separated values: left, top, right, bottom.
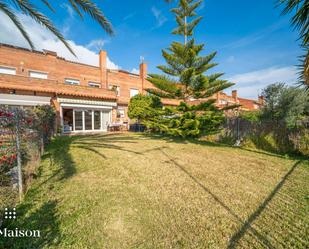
3, 133, 309, 249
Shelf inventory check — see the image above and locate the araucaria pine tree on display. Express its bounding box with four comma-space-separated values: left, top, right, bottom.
146, 0, 235, 137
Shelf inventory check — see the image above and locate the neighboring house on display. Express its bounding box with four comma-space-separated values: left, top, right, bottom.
0, 43, 262, 133
189, 90, 263, 113
215, 90, 263, 111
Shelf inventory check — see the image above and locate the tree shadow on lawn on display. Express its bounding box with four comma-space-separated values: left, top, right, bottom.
143, 133, 229, 148
0, 134, 153, 249
70, 133, 148, 159
227, 160, 304, 248
144, 133, 308, 161
29, 136, 78, 194
1, 200, 61, 249
31, 134, 147, 194
237, 147, 309, 161
158, 147, 306, 248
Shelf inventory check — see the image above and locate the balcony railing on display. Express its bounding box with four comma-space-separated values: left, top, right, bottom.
0, 73, 116, 100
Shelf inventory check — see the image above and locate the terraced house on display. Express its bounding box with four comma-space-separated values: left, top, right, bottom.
0, 43, 262, 133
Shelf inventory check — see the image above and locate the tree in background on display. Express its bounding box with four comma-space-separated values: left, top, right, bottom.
261, 83, 309, 127
146, 0, 235, 137
0, 0, 113, 55
277, 0, 309, 88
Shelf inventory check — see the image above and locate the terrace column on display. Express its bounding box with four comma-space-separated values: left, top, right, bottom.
99, 50, 107, 88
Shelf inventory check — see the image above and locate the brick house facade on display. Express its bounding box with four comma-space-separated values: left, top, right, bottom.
0, 43, 262, 133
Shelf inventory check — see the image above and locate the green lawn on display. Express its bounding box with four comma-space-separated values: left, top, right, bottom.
3, 133, 309, 249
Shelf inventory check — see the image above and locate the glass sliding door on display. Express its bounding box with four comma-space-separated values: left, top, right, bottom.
63, 109, 73, 132
74, 110, 83, 131
101, 111, 110, 131
84, 110, 93, 130
63, 108, 111, 132
94, 111, 101, 130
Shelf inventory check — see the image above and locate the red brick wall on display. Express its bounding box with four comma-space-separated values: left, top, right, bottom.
107, 70, 144, 104
0, 44, 146, 105
0, 45, 101, 87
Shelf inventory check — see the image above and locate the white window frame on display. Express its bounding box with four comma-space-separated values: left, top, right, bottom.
117, 108, 125, 118
130, 88, 139, 98
61, 105, 112, 133
88, 82, 101, 88
0, 66, 16, 75
108, 84, 120, 96
65, 78, 80, 85
29, 70, 48, 79
219, 99, 228, 105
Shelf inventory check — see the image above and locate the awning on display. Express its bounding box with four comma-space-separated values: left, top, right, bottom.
0, 93, 51, 106
58, 97, 117, 108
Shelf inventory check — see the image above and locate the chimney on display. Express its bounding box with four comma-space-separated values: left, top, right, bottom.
139, 62, 147, 92
258, 95, 264, 105
232, 90, 238, 102
99, 50, 107, 88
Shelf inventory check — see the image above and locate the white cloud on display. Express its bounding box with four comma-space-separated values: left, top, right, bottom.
61, 3, 75, 19
222, 21, 286, 49
151, 6, 167, 28
228, 66, 298, 99
0, 12, 119, 69
131, 68, 139, 74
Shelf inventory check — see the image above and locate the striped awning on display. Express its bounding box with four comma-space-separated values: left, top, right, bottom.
57, 97, 117, 107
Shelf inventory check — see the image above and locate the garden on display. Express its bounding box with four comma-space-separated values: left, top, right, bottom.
0, 105, 55, 226
0, 0, 308, 248
1, 133, 308, 248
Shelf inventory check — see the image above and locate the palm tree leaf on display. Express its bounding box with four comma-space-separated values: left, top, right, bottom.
71, 0, 113, 35
0, 2, 34, 50
40, 0, 55, 13
15, 0, 76, 56
68, 0, 84, 18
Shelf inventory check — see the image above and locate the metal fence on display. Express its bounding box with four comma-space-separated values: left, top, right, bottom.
223, 118, 309, 154
0, 111, 42, 201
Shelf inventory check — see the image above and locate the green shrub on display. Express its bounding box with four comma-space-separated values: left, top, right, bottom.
128, 94, 162, 122
239, 111, 261, 123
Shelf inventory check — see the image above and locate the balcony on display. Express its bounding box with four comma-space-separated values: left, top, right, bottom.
0, 73, 116, 101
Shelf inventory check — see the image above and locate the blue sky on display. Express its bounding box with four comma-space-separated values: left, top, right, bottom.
0, 0, 301, 98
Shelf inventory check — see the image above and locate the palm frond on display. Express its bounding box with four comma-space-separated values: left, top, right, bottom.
277, 0, 309, 46
68, 0, 84, 18
40, 0, 55, 13
14, 0, 76, 56
0, 2, 34, 50
70, 0, 113, 35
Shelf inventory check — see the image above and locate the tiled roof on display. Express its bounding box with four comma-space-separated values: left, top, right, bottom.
0, 74, 116, 100
238, 97, 260, 110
